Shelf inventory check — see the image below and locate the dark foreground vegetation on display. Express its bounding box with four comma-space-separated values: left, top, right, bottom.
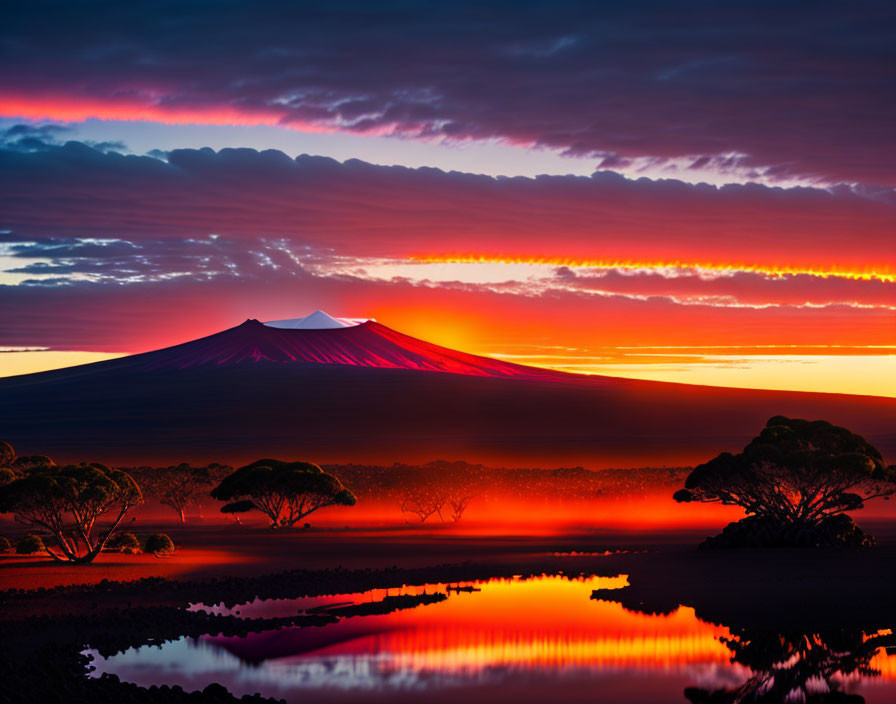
0, 562, 592, 704
675, 417, 896, 548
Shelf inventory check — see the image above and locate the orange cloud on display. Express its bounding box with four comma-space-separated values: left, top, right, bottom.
409, 254, 896, 284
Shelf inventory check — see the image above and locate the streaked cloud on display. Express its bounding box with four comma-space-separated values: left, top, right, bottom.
2, 1, 894, 186
2, 143, 892, 275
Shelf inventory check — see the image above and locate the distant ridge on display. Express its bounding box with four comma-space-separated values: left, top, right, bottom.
1, 318, 894, 467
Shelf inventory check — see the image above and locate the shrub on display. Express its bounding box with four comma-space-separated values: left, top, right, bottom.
16, 533, 44, 555
0, 536, 11, 553
105, 532, 141, 554
700, 514, 875, 549
144, 533, 175, 556
0, 440, 14, 467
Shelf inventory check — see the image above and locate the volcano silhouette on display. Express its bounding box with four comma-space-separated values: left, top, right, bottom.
1, 319, 895, 466
103, 319, 568, 380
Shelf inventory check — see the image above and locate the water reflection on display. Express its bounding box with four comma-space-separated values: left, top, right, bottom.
86, 575, 896, 703
685, 630, 896, 703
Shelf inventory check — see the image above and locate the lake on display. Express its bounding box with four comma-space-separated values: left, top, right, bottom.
86, 573, 896, 703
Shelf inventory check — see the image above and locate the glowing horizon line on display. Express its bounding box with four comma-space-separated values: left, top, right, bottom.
407, 255, 896, 283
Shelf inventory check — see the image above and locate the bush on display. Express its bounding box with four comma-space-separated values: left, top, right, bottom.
700, 514, 875, 549
105, 532, 141, 554
0, 536, 11, 553
144, 533, 175, 556
16, 533, 45, 554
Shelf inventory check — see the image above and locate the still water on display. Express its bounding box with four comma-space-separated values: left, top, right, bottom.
86, 574, 896, 703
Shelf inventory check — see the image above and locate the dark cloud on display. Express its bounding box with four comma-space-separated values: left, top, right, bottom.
0, 123, 71, 151
3, 235, 328, 284
0, 123, 126, 153
1, 142, 893, 272
2, 1, 894, 184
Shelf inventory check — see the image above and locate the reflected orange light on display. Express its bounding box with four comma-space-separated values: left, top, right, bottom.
871, 650, 896, 679
408, 254, 896, 283
307, 575, 738, 672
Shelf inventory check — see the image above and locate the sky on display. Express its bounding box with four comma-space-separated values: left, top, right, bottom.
0, 1, 894, 395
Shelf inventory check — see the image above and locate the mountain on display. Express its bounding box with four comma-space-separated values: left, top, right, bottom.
1, 319, 894, 467
27, 319, 567, 380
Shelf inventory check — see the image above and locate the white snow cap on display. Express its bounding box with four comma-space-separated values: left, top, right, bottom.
264, 310, 374, 329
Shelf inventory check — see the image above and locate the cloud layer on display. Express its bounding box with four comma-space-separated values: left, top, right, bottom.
2, 1, 894, 185
1, 139, 893, 355
2, 142, 894, 276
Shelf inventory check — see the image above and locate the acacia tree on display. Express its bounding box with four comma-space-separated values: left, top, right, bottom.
220, 499, 254, 524
397, 464, 482, 523
155, 464, 212, 523
0, 463, 143, 563
212, 459, 356, 528
442, 464, 482, 522
674, 416, 896, 547
399, 484, 447, 523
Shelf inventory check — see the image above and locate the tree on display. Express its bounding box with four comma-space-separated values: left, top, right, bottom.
156, 464, 211, 523
674, 416, 896, 547
0, 463, 143, 563
220, 499, 254, 524
446, 490, 477, 522
399, 484, 447, 523
211, 459, 356, 528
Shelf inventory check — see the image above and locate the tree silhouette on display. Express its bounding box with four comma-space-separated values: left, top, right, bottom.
395, 462, 483, 523
211, 458, 355, 528
154, 464, 211, 523
0, 463, 143, 563
399, 484, 447, 523
674, 417, 896, 547
220, 499, 254, 524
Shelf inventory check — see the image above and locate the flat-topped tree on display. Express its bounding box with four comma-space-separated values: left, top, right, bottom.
212, 459, 356, 528
0, 463, 143, 563
674, 416, 896, 548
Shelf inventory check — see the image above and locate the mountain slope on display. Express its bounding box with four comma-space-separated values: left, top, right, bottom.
31, 319, 567, 381
1, 321, 894, 467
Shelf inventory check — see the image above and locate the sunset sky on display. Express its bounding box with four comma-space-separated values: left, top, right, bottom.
1, 1, 894, 395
